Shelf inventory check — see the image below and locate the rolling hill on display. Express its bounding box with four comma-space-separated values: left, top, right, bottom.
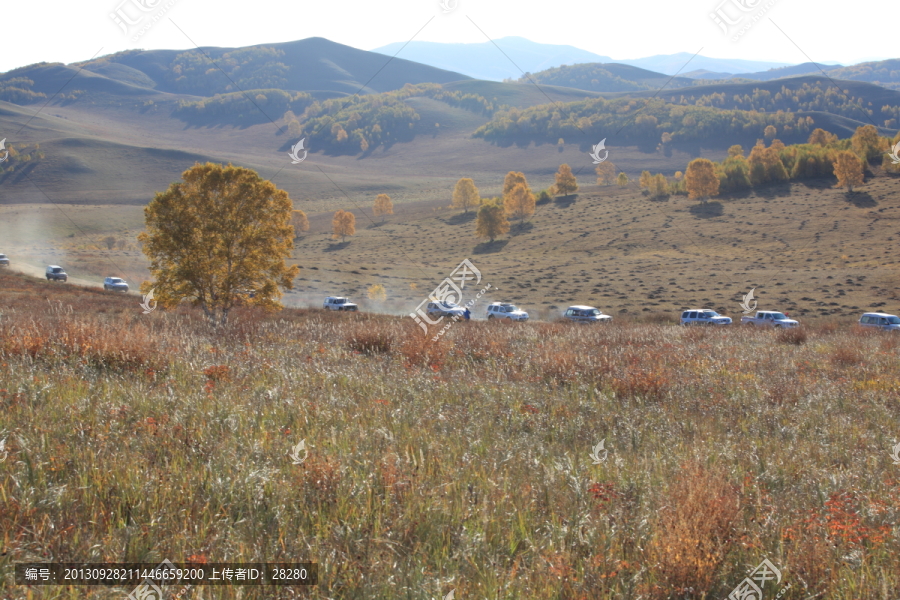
683, 58, 900, 91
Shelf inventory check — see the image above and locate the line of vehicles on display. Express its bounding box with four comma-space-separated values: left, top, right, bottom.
5, 262, 899, 332
331, 295, 900, 331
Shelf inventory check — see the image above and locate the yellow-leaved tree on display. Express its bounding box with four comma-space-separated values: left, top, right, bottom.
451, 177, 480, 213
553, 163, 578, 196
368, 283, 387, 302
808, 128, 838, 146
503, 171, 528, 197
685, 158, 720, 203
139, 162, 298, 325
332, 209, 356, 242
504, 183, 536, 226
290, 209, 309, 239
373, 194, 393, 222
595, 161, 616, 186
475, 198, 510, 242
851, 124, 884, 163
616, 172, 629, 187
833, 150, 864, 192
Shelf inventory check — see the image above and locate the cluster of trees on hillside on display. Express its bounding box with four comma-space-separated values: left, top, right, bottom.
322, 194, 393, 243
174, 89, 315, 125
672, 82, 900, 128
300, 94, 420, 153
0, 77, 47, 103
474, 97, 815, 147
295, 84, 507, 155
165, 47, 290, 96
515, 64, 691, 92
448, 167, 579, 242
0, 142, 45, 175
646, 125, 900, 203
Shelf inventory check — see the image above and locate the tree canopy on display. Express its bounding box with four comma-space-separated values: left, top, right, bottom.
139, 162, 298, 325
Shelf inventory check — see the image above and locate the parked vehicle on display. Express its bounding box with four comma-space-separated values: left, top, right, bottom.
858, 312, 900, 331
45, 265, 68, 282
323, 296, 358, 311
486, 302, 529, 321
740, 311, 799, 328
0, 253, 9, 266
564, 305, 612, 323
680, 309, 731, 326
103, 277, 129, 292
426, 301, 466, 318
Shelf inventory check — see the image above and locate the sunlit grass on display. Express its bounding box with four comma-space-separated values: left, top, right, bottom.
0, 271, 898, 599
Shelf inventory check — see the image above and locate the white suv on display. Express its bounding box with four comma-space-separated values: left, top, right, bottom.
487, 302, 528, 321
103, 277, 129, 292
680, 309, 731, 326
859, 312, 900, 331
427, 301, 466, 318
564, 305, 612, 323
323, 296, 358, 311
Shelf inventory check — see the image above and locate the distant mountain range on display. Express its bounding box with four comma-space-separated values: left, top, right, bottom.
371, 37, 791, 81
372, 38, 900, 91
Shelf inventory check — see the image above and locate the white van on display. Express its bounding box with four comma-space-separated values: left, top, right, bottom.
858, 312, 900, 331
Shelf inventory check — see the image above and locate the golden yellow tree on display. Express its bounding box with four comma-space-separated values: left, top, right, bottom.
367, 283, 387, 302
475, 199, 510, 242
139, 162, 298, 325
503, 171, 528, 196
595, 161, 616, 186
833, 150, 864, 192
616, 172, 629, 187
808, 128, 838, 146
504, 183, 536, 226
650, 174, 669, 199
553, 163, 578, 196
373, 193, 393, 223
727, 145, 744, 158
332, 209, 356, 242
764, 125, 777, 141
851, 124, 884, 162
451, 178, 480, 213
639, 170, 652, 188
685, 158, 720, 202
290, 209, 309, 238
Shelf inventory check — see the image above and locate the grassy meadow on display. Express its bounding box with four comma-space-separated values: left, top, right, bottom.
0, 269, 898, 599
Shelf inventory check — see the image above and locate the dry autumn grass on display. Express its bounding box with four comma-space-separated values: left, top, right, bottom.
0, 270, 899, 599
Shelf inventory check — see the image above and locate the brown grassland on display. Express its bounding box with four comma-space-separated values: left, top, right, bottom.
0, 268, 898, 598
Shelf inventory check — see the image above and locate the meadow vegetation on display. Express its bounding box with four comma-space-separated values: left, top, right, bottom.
1, 269, 898, 598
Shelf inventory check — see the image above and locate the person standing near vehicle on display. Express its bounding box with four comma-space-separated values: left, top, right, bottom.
464, 307, 471, 320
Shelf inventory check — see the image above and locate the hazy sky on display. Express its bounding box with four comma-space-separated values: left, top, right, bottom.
0, 0, 891, 74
